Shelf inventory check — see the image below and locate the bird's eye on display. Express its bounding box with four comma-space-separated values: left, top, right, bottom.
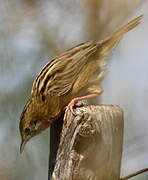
30, 119, 39, 129
32, 119, 38, 126
24, 128, 30, 135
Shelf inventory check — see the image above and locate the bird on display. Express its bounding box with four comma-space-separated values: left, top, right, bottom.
19, 15, 143, 153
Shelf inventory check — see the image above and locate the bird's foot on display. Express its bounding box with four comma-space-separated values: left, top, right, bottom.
65, 98, 88, 116
75, 102, 88, 107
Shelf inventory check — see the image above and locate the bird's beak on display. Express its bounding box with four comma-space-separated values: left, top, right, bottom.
20, 140, 27, 154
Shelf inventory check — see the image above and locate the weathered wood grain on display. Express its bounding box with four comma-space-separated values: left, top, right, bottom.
51, 105, 124, 180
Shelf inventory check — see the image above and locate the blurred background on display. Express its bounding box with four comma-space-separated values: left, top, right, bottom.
0, 0, 148, 179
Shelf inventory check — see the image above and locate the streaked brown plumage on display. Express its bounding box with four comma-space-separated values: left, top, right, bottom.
19, 15, 143, 153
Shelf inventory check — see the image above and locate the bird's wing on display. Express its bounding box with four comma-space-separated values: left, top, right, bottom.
32, 41, 98, 96
32, 15, 143, 98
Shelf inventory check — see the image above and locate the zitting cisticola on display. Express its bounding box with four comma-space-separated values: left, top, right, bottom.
19, 15, 143, 153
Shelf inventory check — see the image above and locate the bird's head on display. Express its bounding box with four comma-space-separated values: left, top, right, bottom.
19, 98, 50, 154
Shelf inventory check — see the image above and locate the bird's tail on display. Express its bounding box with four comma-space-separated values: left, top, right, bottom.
97, 15, 143, 56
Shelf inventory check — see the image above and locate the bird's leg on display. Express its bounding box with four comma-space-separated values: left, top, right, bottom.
66, 94, 96, 112
66, 86, 103, 114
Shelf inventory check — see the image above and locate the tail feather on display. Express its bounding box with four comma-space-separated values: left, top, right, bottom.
97, 15, 143, 55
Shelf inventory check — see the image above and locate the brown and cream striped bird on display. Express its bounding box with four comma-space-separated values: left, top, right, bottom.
19, 15, 143, 153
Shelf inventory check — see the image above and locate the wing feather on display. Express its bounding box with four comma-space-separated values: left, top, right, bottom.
32, 41, 97, 96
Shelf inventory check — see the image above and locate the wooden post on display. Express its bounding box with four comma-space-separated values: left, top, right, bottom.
48, 114, 64, 179
51, 105, 124, 180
